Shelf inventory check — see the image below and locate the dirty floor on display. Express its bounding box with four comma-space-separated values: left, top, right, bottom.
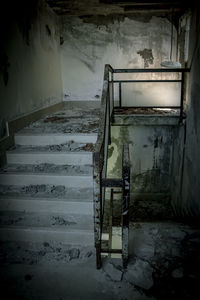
0, 221, 199, 300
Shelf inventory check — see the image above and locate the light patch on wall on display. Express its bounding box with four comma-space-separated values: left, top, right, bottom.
121, 82, 181, 107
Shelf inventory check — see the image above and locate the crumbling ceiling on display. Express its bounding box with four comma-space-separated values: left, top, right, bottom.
45, 0, 189, 16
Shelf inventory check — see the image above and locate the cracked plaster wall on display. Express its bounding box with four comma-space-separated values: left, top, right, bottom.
0, 0, 62, 122
172, 8, 200, 217
60, 15, 178, 102
107, 124, 174, 200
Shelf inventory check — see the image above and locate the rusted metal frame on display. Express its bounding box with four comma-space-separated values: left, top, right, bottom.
101, 248, 122, 254
107, 64, 114, 73
111, 72, 114, 113
101, 178, 123, 187
112, 79, 182, 83
122, 144, 130, 268
93, 152, 103, 269
179, 71, 185, 124
112, 68, 190, 116
108, 189, 114, 258
107, 86, 112, 145
114, 106, 181, 109
119, 82, 122, 108
113, 68, 190, 73
101, 100, 110, 227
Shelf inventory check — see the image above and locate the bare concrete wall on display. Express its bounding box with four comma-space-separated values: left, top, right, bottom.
60, 15, 178, 103
177, 8, 200, 217
171, 8, 200, 217
107, 122, 174, 195
106, 118, 178, 221
0, 0, 62, 123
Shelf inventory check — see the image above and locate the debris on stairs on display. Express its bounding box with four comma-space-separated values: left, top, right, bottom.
0, 102, 100, 259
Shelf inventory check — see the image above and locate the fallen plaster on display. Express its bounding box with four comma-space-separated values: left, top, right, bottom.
0, 222, 199, 300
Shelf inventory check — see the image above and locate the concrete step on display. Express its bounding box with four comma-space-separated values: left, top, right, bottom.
0, 164, 93, 188
0, 227, 94, 246
0, 185, 93, 201
0, 211, 94, 245
19, 118, 99, 135
9, 141, 95, 153
0, 172, 93, 188
0, 239, 94, 265
0, 197, 93, 215
0, 211, 93, 229
6, 151, 92, 165
15, 133, 97, 145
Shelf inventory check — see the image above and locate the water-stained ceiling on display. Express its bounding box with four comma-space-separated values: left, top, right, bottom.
45, 0, 188, 16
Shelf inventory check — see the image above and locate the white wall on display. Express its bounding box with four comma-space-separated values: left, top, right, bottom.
0, 0, 62, 122
60, 15, 179, 104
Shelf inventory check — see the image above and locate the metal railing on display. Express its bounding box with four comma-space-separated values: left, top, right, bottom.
112, 67, 190, 122
93, 64, 130, 269
93, 64, 189, 269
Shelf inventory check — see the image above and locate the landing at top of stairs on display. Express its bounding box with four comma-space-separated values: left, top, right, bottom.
17, 102, 100, 135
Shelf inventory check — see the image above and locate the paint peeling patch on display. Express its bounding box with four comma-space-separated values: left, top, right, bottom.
0, 52, 10, 86
80, 143, 94, 151
45, 24, 51, 36
43, 116, 68, 123
137, 48, 154, 68
52, 216, 76, 226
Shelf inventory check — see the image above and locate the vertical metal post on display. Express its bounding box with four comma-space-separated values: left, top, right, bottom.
179, 72, 185, 123
119, 82, 122, 108
108, 189, 114, 257
93, 153, 102, 269
107, 88, 111, 145
122, 144, 130, 268
111, 71, 114, 110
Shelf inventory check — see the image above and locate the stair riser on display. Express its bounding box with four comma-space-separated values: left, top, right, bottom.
7, 152, 93, 165
0, 228, 94, 246
0, 174, 93, 188
0, 199, 93, 215
15, 134, 97, 145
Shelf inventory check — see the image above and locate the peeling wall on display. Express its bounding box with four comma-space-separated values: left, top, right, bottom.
0, 0, 62, 122
172, 8, 200, 217
107, 122, 174, 196
60, 15, 178, 102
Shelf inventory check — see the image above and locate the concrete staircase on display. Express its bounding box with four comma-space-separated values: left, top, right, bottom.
0, 102, 99, 250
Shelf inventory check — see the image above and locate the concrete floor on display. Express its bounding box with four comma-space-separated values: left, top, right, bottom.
0, 221, 199, 300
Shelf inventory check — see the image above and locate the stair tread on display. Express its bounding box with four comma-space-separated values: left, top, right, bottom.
17, 114, 99, 134
0, 195, 93, 202
15, 132, 98, 136
0, 211, 93, 229
0, 163, 93, 176
7, 149, 93, 154
0, 185, 93, 199
0, 225, 94, 233
0, 197, 93, 215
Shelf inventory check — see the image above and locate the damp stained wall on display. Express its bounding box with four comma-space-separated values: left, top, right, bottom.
172, 8, 200, 217
0, 0, 62, 122
107, 122, 175, 199
60, 15, 179, 104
